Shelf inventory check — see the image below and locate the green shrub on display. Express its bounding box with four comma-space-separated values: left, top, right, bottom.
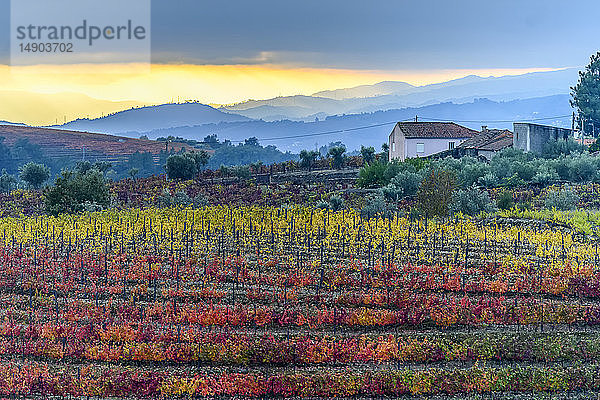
568, 154, 597, 182
327, 146, 346, 169
316, 194, 345, 211
549, 157, 571, 181
449, 187, 496, 216
357, 161, 387, 188
541, 139, 585, 158
328, 195, 345, 211
361, 193, 393, 219
19, 162, 50, 189
459, 162, 490, 187
316, 200, 330, 210
0, 169, 17, 193
360, 146, 376, 165
490, 157, 513, 181
512, 161, 536, 181
382, 170, 422, 201
45, 169, 111, 216
416, 169, 456, 216
502, 173, 525, 188
532, 165, 560, 186
478, 172, 499, 188
496, 191, 514, 210
382, 161, 404, 183
544, 188, 579, 211
166, 154, 197, 180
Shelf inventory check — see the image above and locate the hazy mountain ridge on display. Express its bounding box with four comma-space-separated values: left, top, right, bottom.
221, 69, 577, 121
134, 95, 571, 152
37, 70, 576, 155
54, 102, 251, 134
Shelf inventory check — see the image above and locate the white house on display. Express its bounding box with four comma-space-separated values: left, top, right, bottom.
388, 122, 478, 162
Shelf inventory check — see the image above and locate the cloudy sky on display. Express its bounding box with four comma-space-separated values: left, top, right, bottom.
0, 0, 598, 124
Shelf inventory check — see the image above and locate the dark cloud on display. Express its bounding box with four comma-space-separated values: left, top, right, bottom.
1, 0, 599, 69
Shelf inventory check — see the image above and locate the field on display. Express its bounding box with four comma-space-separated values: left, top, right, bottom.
0, 197, 599, 398
0, 125, 194, 164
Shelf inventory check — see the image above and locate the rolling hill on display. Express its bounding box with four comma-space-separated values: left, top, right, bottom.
54, 102, 251, 135
0, 125, 194, 164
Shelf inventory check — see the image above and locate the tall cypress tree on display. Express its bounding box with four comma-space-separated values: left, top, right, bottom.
571, 52, 600, 136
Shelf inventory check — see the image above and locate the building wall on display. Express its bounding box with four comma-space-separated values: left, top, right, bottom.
403, 137, 469, 160
388, 124, 405, 162
513, 123, 572, 153
477, 150, 496, 160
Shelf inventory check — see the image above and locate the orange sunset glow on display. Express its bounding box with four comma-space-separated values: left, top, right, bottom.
1, 63, 561, 125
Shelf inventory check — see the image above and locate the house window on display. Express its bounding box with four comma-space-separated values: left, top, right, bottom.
392, 142, 396, 152
448, 141, 455, 150
416, 143, 425, 153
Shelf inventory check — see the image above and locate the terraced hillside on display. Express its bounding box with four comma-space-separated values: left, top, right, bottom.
0, 125, 194, 164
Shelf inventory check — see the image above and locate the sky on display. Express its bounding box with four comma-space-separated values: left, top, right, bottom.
0, 0, 599, 125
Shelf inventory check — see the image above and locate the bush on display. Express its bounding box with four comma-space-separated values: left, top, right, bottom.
327, 146, 346, 169
45, 169, 111, 216
382, 170, 422, 201
166, 154, 197, 180
19, 162, 50, 189
549, 157, 571, 181
502, 173, 525, 188
361, 193, 393, 219
496, 191, 514, 210
316, 200, 330, 210
449, 187, 496, 216
357, 161, 387, 188
232, 165, 251, 180
315, 194, 345, 211
360, 146, 376, 165
459, 162, 490, 187
541, 139, 585, 158
478, 172, 499, 188
328, 195, 345, 211
544, 188, 579, 211
416, 169, 455, 216
512, 161, 536, 182
490, 157, 513, 181
532, 165, 560, 186
0, 169, 17, 193
568, 154, 597, 182
382, 162, 404, 183
299, 150, 320, 170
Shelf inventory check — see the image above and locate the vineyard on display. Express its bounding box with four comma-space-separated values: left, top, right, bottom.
0, 203, 598, 398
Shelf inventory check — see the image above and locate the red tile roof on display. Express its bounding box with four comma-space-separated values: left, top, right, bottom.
459, 129, 513, 151
394, 122, 478, 139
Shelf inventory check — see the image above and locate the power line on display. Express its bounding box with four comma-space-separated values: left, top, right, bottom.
238, 119, 415, 143
1, 114, 576, 151
226, 114, 573, 143
418, 115, 572, 124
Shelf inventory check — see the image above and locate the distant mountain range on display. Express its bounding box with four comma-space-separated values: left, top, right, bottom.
221, 68, 577, 121
36, 68, 577, 153
133, 95, 571, 152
